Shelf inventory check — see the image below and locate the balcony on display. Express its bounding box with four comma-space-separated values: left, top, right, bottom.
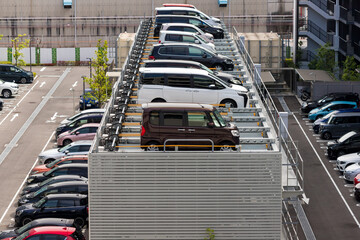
339, 6, 354, 23
354, 42, 360, 59
299, 0, 334, 17
339, 37, 347, 52
299, 20, 334, 45
354, 10, 360, 25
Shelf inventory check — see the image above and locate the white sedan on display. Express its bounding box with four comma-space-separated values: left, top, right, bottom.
337, 152, 360, 172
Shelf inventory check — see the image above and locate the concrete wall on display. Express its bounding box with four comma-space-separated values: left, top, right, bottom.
312, 81, 360, 100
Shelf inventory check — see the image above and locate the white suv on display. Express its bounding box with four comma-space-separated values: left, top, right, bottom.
161, 23, 214, 43
138, 68, 249, 108
0, 79, 18, 98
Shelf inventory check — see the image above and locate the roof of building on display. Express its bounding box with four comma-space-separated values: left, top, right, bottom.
296, 69, 335, 82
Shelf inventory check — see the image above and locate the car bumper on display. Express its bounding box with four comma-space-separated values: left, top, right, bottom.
344, 171, 355, 182
336, 161, 345, 172
313, 124, 320, 133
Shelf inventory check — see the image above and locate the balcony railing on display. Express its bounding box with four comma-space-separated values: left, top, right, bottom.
354, 9, 360, 24
328, 0, 335, 15
300, 49, 317, 62
339, 37, 347, 52
340, 6, 349, 21
301, 0, 334, 16
301, 20, 333, 45
354, 42, 360, 57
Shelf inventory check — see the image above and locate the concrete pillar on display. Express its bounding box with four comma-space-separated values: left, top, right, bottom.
279, 112, 289, 141
254, 63, 261, 86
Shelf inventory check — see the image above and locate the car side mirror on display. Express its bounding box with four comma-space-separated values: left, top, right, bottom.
207, 122, 215, 128
195, 40, 200, 44
208, 84, 216, 89
40, 206, 45, 210
64, 150, 69, 155
202, 53, 207, 58
75, 131, 80, 135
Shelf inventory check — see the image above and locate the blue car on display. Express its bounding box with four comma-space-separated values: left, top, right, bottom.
308, 101, 358, 121
79, 88, 99, 110
312, 108, 360, 133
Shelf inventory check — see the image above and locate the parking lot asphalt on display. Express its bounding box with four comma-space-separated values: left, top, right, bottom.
0, 66, 90, 230
274, 96, 360, 239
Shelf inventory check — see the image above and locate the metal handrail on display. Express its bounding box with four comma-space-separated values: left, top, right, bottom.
163, 139, 215, 152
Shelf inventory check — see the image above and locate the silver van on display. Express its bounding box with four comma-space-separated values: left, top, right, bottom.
319, 112, 360, 139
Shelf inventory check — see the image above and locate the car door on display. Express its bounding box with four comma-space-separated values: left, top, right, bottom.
68, 167, 88, 178
192, 74, 219, 105
56, 199, 77, 219
188, 46, 211, 66
71, 127, 90, 142
38, 199, 59, 219
158, 46, 188, 60
8, 66, 21, 82
185, 111, 214, 148
159, 111, 187, 148
346, 135, 360, 153
0, 66, 9, 82
163, 74, 192, 102
65, 145, 82, 156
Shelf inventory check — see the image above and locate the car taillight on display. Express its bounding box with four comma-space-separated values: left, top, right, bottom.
159, 40, 161, 43
141, 126, 146, 136
149, 55, 155, 60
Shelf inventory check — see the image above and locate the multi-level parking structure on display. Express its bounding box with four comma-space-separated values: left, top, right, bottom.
88, 19, 307, 240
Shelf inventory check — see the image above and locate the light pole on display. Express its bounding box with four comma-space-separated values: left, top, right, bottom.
86, 57, 92, 78
81, 75, 86, 111
70, 88, 75, 114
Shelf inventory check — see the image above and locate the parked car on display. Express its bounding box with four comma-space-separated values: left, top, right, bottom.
138, 68, 248, 108
79, 88, 99, 110
141, 103, 240, 151
308, 101, 357, 121
0, 79, 19, 98
57, 123, 99, 146
38, 141, 92, 164
0, 64, 34, 84
1, 226, 85, 240
0, 98, 3, 111
155, 7, 221, 27
344, 163, 360, 182
0, 218, 78, 240
337, 151, 360, 172
61, 108, 105, 125
18, 181, 88, 206
149, 43, 234, 71
27, 164, 88, 185
161, 23, 214, 43
154, 15, 224, 38
301, 92, 359, 113
31, 155, 88, 175
319, 111, 360, 140
162, 3, 196, 9
312, 109, 360, 134
15, 194, 88, 227
142, 59, 242, 85
22, 175, 87, 196
354, 184, 360, 201
355, 173, 360, 185
56, 114, 103, 137
159, 30, 216, 52
327, 131, 360, 159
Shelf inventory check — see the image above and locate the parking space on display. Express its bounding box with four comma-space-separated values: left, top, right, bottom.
273, 95, 360, 239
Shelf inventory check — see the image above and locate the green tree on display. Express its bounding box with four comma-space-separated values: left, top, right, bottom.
204, 228, 215, 240
308, 43, 335, 73
11, 34, 30, 66
342, 56, 360, 81
84, 39, 110, 107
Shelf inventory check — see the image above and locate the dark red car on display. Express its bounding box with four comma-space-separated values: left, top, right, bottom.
3, 226, 85, 240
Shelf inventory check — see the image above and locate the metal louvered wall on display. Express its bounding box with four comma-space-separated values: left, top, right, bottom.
89, 152, 282, 240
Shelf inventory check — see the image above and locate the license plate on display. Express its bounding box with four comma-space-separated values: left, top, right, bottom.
86, 104, 91, 107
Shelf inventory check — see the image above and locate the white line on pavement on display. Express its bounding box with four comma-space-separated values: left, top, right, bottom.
10, 114, 18, 122
293, 113, 360, 228
72, 81, 78, 88
0, 80, 39, 126
40, 82, 46, 88
0, 131, 55, 225
40, 67, 46, 72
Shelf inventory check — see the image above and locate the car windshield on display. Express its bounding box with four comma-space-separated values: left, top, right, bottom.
39, 177, 53, 187
46, 158, 61, 168
13, 230, 30, 240
67, 112, 82, 121
213, 109, 226, 127
208, 72, 231, 87
199, 64, 213, 74
196, 34, 207, 44
58, 144, 71, 152
14, 221, 33, 234
31, 185, 49, 197
323, 111, 337, 120
338, 131, 357, 143
319, 103, 334, 111
33, 197, 47, 208
44, 166, 59, 177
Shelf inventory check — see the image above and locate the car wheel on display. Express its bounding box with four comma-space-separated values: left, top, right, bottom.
146, 141, 160, 151
44, 158, 56, 164
22, 217, 32, 226
20, 77, 27, 84
218, 141, 235, 152
2, 89, 11, 98
63, 139, 72, 146
321, 132, 332, 140
151, 98, 166, 103
220, 99, 237, 108
74, 217, 85, 227
213, 64, 224, 71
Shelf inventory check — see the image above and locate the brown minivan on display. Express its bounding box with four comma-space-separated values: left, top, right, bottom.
141, 102, 240, 151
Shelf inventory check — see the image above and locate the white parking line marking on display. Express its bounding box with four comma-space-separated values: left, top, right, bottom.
40, 67, 46, 72
0, 131, 55, 225
305, 123, 313, 126
10, 113, 18, 122
0, 80, 39, 126
293, 113, 360, 227
40, 82, 46, 88
72, 81, 78, 88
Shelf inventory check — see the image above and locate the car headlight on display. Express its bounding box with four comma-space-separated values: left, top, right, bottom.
340, 161, 346, 165
216, 29, 222, 32
225, 59, 233, 64
16, 210, 23, 216
19, 198, 28, 204
231, 130, 240, 137
79, 99, 83, 103
12, 85, 19, 89
27, 178, 34, 184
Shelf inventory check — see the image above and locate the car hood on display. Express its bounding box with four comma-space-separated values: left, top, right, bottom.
39, 148, 61, 157
0, 230, 16, 239
25, 70, 34, 76
16, 203, 35, 212
211, 16, 221, 22
327, 139, 338, 147
204, 33, 214, 39
231, 84, 248, 93
58, 130, 71, 139
345, 163, 360, 172
31, 164, 50, 174
309, 107, 321, 115
60, 119, 71, 125
22, 183, 40, 195
338, 152, 360, 162
313, 117, 327, 125
2, 81, 18, 88
303, 101, 318, 108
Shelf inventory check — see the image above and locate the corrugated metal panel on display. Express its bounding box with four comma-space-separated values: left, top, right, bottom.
89, 152, 281, 240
